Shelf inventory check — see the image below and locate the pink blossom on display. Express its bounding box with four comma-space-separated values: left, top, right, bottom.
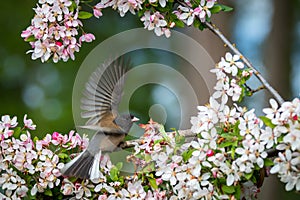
51, 132, 68, 145
1, 115, 18, 129
93, 3, 104, 18
21, 29, 32, 39
23, 114, 36, 130
79, 33, 96, 44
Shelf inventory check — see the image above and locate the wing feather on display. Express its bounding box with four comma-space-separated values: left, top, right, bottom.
81, 56, 130, 127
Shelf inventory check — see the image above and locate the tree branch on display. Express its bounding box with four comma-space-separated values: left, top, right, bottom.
121, 129, 278, 158
120, 129, 196, 149
204, 22, 284, 105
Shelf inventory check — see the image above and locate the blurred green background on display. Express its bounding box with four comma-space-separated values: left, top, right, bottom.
0, 0, 299, 199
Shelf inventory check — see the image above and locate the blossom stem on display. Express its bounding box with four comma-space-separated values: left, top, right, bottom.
245, 84, 265, 95
204, 21, 284, 104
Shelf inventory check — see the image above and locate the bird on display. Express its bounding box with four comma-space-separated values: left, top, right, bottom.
61, 56, 139, 180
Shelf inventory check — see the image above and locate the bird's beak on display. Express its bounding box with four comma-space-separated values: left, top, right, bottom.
131, 117, 139, 122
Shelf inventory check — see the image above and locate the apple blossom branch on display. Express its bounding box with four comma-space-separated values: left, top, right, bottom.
203, 21, 284, 104
120, 129, 278, 158
120, 129, 195, 149
175, 0, 283, 104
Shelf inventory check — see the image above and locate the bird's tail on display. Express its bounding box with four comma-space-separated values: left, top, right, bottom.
60, 150, 102, 180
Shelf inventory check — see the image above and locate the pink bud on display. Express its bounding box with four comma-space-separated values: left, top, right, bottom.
52, 132, 60, 140
93, 7, 103, 18
21, 29, 32, 38
206, 149, 214, 157
292, 115, 298, 121
55, 41, 63, 47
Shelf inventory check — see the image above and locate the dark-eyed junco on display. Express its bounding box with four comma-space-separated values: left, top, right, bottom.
61, 57, 139, 180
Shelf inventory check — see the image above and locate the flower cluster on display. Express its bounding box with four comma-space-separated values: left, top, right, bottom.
128, 52, 299, 199
0, 115, 162, 199
141, 11, 172, 38
22, 0, 233, 62
210, 52, 253, 104
175, 0, 216, 26
0, 115, 88, 199
21, 0, 95, 63
264, 98, 300, 191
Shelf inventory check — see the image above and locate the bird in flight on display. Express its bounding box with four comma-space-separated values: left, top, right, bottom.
61, 56, 139, 180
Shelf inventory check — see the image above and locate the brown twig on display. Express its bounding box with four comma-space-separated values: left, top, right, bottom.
176, 1, 284, 104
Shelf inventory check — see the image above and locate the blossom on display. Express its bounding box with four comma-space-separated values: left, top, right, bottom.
79, 33, 96, 43
177, 6, 195, 26
149, 0, 168, 7
262, 98, 279, 119
0, 168, 29, 198
21, 0, 91, 63
220, 52, 244, 76
127, 181, 146, 199
238, 109, 262, 139
260, 126, 276, 149
270, 149, 300, 191
23, 114, 36, 130
117, 0, 143, 17
0, 115, 18, 129
193, 0, 215, 22
141, 11, 171, 37
93, 3, 104, 18
74, 180, 94, 199
201, 127, 218, 149
227, 79, 242, 101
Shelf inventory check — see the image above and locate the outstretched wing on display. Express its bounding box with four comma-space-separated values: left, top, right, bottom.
80, 57, 130, 131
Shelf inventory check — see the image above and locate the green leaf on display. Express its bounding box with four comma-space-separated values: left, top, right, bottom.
231, 147, 235, 159
33, 136, 39, 143
235, 184, 242, 199
174, 19, 185, 28
44, 189, 53, 196
175, 134, 185, 146
264, 158, 274, 167
69, 0, 77, 13
182, 149, 194, 162
25, 35, 36, 42
193, 18, 201, 29
58, 153, 69, 159
13, 127, 22, 138
220, 133, 235, 139
210, 5, 222, 14
148, 177, 158, 189
259, 116, 276, 128
78, 11, 93, 19
222, 185, 235, 194
219, 141, 233, 148
110, 167, 119, 181
244, 172, 253, 180
220, 4, 234, 12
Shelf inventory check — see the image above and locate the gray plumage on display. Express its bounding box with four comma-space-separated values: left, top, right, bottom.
61, 57, 138, 180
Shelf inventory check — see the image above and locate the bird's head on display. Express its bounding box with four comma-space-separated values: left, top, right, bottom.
115, 114, 139, 133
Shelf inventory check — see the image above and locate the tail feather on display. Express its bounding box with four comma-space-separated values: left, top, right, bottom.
61, 150, 101, 180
